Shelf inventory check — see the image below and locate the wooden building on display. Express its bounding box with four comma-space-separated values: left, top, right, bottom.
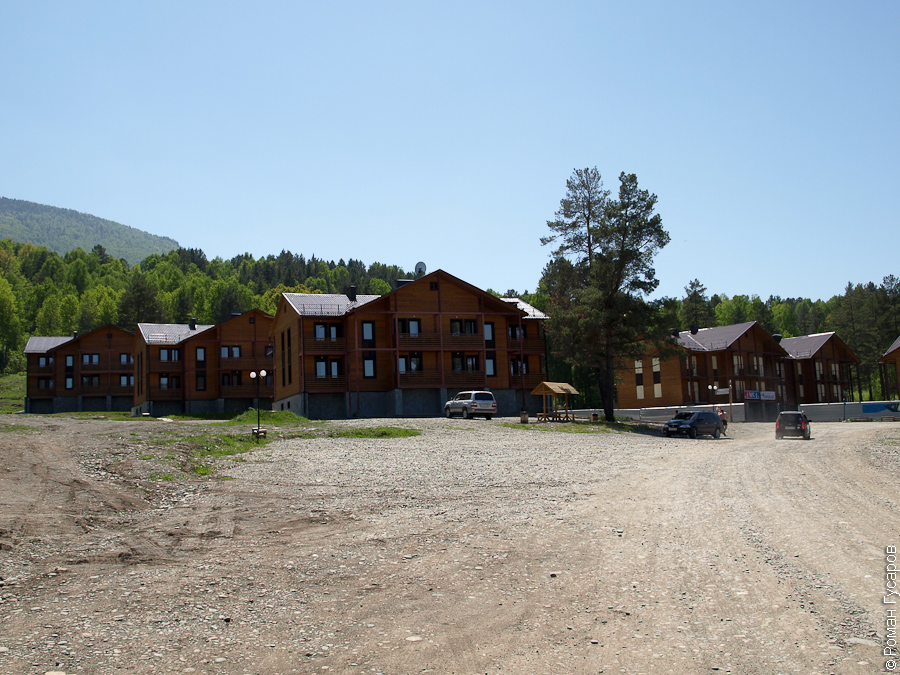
132, 310, 274, 416
272, 270, 548, 418
779, 332, 860, 407
24, 325, 135, 413
617, 321, 790, 421
880, 335, 900, 400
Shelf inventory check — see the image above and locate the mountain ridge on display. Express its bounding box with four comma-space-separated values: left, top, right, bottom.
0, 197, 179, 265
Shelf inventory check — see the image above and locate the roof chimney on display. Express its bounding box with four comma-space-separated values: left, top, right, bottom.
690, 324, 699, 335
347, 285, 357, 302
73, 330, 78, 339
772, 333, 783, 343
189, 318, 197, 330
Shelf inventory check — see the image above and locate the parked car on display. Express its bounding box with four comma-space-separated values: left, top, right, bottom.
444, 391, 497, 419
663, 410, 723, 439
775, 411, 810, 439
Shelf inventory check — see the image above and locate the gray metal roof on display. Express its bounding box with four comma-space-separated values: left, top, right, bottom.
676, 321, 756, 352
24, 336, 73, 354
282, 293, 380, 317
882, 334, 900, 360
138, 323, 215, 344
780, 332, 835, 359
501, 297, 549, 320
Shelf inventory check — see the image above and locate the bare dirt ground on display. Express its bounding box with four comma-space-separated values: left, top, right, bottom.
0, 415, 898, 675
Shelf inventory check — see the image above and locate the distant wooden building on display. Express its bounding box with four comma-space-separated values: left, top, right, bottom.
132, 310, 274, 416
880, 334, 900, 400
617, 321, 790, 421
272, 270, 548, 418
779, 332, 860, 407
24, 325, 135, 413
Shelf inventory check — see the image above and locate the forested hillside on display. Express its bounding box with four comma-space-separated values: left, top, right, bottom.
0, 198, 179, 265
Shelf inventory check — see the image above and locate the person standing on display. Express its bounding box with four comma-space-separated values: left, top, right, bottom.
717, 406, 728, 435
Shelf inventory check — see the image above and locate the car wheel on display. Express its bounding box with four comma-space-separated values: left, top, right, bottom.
484, 415, 492, 420
714, 427, 721, 439
445, 407, 452, 418
689, 427, 698, 439
665, 431, 672, 438
462, 408, 469, 419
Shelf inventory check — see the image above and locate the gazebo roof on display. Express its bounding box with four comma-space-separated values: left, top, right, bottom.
530, 381, 579, 396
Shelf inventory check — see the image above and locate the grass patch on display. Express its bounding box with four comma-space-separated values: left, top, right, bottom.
149, 473, 175, 481
0, 423, 33, 434
0, 373, 25, 414
225, 408, 311, 427
329, 426, 421, 439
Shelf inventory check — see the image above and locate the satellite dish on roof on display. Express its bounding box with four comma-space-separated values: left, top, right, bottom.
414, 261, 426, 276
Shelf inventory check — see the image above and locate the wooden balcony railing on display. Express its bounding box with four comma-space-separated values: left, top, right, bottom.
507, 338, 546, 353
303, 337, 347, 353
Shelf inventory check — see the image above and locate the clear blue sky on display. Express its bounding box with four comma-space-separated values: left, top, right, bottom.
2, 1, 897, 302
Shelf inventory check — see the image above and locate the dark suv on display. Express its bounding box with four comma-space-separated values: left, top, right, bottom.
663, 411, 723, 439
775, 411, 810, 440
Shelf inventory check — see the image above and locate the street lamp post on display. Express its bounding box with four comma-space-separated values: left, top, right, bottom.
249, 369, 267, 442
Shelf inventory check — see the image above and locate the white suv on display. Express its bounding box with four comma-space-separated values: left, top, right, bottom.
444, 391, 497, 419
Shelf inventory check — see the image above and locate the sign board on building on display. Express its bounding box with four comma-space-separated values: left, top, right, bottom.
744, 390, 776, 401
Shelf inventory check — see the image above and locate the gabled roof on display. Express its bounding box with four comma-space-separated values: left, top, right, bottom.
780, 332, 834, 359
882, 334, 900, 361
501, 297, 549, 320
138, 322, 215, 344
282, 293, 380, 317
676, 321, 757, 352
24, 336, 73, 354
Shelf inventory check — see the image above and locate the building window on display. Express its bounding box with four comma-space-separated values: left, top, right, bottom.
160, 375, 169, 390
508, 324, 526, 340
452, 352, 464, 371
652, 357, 662, 398
486, 352, 496, 377
265, 344, 274, 357
316, 357, 327, 378
398, 318, 421, 335
733, 354, 744, 376
65, 376, 73, 390
484, 322, 495, 347
65, 355, 74, 368
196, 347, 206, 363
466, 355, 479, 372
330, 360, 342, 378
711, 355, 718, 378
511, 356, 528, 376
363, 351, 376, 378
82, 353, 99, 365
39, 356, 47, 367
450, 319, 462, 335
120, 353, 133, 365
196, 373, 206, 391
635, 360, 644, 400
362, 322, 375, 346
465, 319, 477, 335
160, 349, 169, 362
120, 375, 133, 387
315, 323, 326, 341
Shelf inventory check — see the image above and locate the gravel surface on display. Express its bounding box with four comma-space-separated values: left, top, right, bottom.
0, 415, 898, 674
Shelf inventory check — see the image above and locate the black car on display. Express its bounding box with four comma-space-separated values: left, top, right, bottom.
775, 411, 810, 439
663, 411, 723, 439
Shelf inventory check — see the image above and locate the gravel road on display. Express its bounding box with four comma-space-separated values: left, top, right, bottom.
0, 415, 898, 675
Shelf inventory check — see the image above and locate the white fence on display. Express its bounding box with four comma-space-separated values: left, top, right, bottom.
575, 400, 900, 424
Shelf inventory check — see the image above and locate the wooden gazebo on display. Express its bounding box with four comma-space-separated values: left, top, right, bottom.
531, 381, 580, 421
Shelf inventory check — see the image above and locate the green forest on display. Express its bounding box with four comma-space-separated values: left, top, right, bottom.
0, 236, 897, 401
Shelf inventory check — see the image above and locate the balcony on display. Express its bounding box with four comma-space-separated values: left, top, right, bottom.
303, 372, 348, 393
508, 338, 546, 353
220, 384, 274, 399
303, 337, 346, 354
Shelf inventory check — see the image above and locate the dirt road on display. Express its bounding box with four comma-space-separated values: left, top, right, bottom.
0, 416, 897, 674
